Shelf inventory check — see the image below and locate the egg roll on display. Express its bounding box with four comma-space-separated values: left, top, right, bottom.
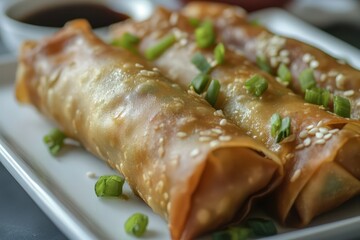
182, 2, 360, 119
15, 20, 283, 239
110, 8, 360, 226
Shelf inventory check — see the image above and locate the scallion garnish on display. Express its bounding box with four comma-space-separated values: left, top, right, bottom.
299, 68, 316, 92
270, 113, 281, 138
214, 43, 225, 65
190, 73, 210, 94
256, 55, 271, 73
333, 95, 351, 118
111, 32, 140, 54
245, 218, 277, 237
43, 129, 66, 155
277, 63, 292, 86
212, 227, 251, 240
189, 17, 201, 27
276, 116, 291, 143
245, 75, 268, 97
95, 175, 125, 197
304, 88, 330, 108
191, 52, 211, 73
125, 213, 149, 237
195, 20, 215, 48
145, 34, 177, 60
205, 79, 220, 106
250, 19, 261, 26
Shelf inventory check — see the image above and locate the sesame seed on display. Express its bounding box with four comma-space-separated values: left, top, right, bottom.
219, 135, 232, 141
169, 12, 179, 26
329, 128, 339, 134
319, 127, 329, 133
285, 153, 294, 160
86, 171, 96, 178
197, 209, 211, 225
220, 119, 227, 126
179, 38, 188, 46
315, 139, 326, 145
303, 137, 311, 146
323, 133, 332, 140
320, 73, 327, 82
344, 90, 355, 97
270, 57, 278, 67
139, 69, 157, 77
280, 49, 289, 57
167, 202, 171, 212
199, 136, 212, 142
135, 63, 144, 68
123, 63, 131, 69
210, 140, 220, 147
211, 128, 223, 135
176, 132, 187, 138
306, 124, 314, 130
299, 130, 308, 139
214, 109, 225, 117
308, 127, 318, 135
190, 148, 200, 157
302, 53, 312, 63
335, 74, 345, 89
317, 120, 324, 127
295, 143, 304, 150
163, 192, 169, 200
316, 132, 324, 138
310, 60, 319, 69
329, 70, 339, 77
290, 169, 301, 182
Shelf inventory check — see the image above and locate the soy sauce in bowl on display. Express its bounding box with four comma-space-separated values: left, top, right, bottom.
18, 3, 129, 29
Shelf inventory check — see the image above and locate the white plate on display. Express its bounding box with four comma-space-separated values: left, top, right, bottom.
1, 8, 360, 240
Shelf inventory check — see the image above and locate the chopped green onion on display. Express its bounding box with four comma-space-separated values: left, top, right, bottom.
304, 88, 330, 108
277, 63, 292, 85
245, 218, 277, 237
205, 79, 220, 106
299, 68, 316, 92
111, 32, 140, 54
125, 213, 149, 237
333, 95, 351, 118
245, 75, 268, 97
145, 34, 177, 60
256, 55, 271, 73
43, 129, 66, 155
191, 52, 211, 73
270, 113, 281, 138
189, 17, 201, 27
95, 175, 125, 197
249, 19, 261, 26
190, 73, 210, 94
214, 43, 225, 65
212, 227, 251, 240
276, 116, 291, 143
195, 20, 215, 48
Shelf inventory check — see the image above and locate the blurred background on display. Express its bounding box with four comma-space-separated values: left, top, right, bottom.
0, 0, 359, 239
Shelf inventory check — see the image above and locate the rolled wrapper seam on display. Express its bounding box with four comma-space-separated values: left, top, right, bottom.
15, 20, 282, 240
110, 7, 360, 226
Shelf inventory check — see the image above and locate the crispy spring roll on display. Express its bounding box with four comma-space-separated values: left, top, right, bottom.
182, 2, 360, 119
15, 20, 283, 239
110, 8, 360, 226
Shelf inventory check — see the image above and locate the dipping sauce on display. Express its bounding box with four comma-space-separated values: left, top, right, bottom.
18, 3, 129, 28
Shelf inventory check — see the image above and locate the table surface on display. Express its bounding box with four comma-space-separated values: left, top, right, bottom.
0, 7, 360, 240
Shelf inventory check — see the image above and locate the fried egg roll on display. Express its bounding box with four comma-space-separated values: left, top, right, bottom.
15, 20, 282, 239
182, 2, 360, 119
110, 8, 360, 226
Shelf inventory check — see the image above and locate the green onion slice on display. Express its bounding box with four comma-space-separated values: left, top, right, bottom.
125, 213, 149, 237
190, 73, 210, 94
214, 43, 225, 65
245, 218, 277, 237
276, 116, 291, 143
299, 68, 316, 92
95, 175, 125, 197
256, 55, 271, 73
111, 32, 140, 54
212, 227, 251, 240
145, 34, 177, 60
195, 20, 215, 48
270, 113, 281, 138
43, 129, 66, 156
205, 79, 220, 106
277, 63, 292, 85
333, 95, 351, 118
245, 75, 268, 97
191, 52, 211, 73
304, 88, 330, 108
189, 17, 201, 27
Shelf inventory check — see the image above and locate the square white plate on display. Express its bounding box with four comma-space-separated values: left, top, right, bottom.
1, 8, 360, 240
